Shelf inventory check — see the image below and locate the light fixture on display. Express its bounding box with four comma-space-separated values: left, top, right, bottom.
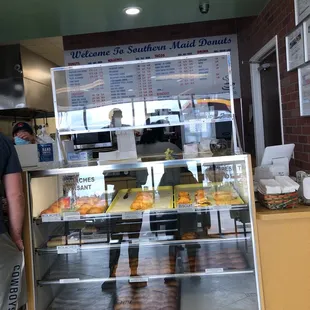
124, 6, 142, 15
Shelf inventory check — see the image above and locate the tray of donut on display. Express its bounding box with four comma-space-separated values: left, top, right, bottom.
40, 194, 114, 218
174, 184, 244, 209
106, 187, 174, 214
114, 279, 180, 310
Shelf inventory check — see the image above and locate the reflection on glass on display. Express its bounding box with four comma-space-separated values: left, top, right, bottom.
153, 164, 165, 189
52, 54, 234, 133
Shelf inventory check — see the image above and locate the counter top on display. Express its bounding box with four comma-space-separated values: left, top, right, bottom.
256, 203, 310, 221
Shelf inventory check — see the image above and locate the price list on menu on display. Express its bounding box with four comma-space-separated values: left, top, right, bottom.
177, 58, 195, 87
67, 69, 89, 108
65, 57, 229, 110
89, 67, 105, 107
107, 65, 136, 103
153, 61, 177, 99
137, 63, 153, 98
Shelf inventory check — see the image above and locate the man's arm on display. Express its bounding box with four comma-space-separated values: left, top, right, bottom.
3, 173, 25, 251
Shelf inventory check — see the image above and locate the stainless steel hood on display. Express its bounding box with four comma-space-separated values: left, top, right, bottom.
0, 45, 56, 116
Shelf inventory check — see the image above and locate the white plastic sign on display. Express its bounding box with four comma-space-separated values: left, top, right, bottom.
41, 213, 61, 222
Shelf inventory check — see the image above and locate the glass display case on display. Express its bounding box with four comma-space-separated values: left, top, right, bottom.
51, 52, 239, 156
24, 53, 260, 310
26, 155, 260, 310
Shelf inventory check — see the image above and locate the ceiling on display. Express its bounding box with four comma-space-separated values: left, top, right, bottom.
9, 0, 270, 67
2, 0, 269, 44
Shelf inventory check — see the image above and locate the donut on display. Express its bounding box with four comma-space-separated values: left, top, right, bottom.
87, 207, 105, 214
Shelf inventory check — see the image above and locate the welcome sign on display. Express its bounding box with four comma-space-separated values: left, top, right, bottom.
64, 34, 241, 98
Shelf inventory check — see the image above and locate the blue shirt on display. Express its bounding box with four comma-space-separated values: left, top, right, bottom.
0, 134, 22, 233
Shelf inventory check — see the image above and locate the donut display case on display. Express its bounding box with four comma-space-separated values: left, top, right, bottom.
23, 53, 261, 310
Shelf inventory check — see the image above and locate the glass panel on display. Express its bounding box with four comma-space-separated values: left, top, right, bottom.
37, 275, 258, 310
52, 54, 234, 135
30, 156, 258, 309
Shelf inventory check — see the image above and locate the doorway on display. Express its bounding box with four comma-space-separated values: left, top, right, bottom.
260, 52, 282, 147
250, 36, 284, 165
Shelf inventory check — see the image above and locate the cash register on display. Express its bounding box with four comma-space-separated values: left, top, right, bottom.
254, 144, 295, 181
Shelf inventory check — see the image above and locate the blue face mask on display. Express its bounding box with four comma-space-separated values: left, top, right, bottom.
14, 136, 30, 145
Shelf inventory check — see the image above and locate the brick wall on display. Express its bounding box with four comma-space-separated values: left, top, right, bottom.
63, 18, 251, 50
238, 0, 310, 172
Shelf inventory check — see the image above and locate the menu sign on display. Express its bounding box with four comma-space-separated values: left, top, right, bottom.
286, 26, 305, 71
63, 34, 241, 107
62, 54, 234, 111
295, 0, 310, 25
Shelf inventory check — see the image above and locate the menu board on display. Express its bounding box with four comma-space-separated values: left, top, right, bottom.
295, 0, 310, 25
299, 64, 310, 116
64, 34, 240, 102
286, 26, 305, 71
64, 54, 232, 111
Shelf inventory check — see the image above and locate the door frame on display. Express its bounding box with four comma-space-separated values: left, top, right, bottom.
250, 35, 284, 165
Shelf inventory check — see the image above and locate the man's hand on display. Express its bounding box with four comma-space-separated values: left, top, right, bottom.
11, 235, 24, 251
17, 131, 35, 144
3, 173, 25, 252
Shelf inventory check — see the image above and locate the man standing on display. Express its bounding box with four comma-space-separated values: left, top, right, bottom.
0, 133, 26, 310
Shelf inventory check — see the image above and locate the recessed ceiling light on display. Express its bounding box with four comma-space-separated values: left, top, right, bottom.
124, 7, 142, 15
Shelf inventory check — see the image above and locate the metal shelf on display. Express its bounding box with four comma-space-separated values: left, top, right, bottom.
36, 238, 253, 288
36, 236, 251, 254
58, 117, 233, 136
35, 204, 249, 224
38, 270, 255, 286
27, 155, 248, 177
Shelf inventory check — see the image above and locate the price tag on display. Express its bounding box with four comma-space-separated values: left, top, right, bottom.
59, 278, 80, 284
205, 268, 224, 274
41, 213, 61, 222
122, 212, 143, 220
178, 205, 195, 212
57, 245, 79, 254
132, 236, 156, 244
129, 277, 148, 283
63, 212, 81, 221
178, 203, 193, 208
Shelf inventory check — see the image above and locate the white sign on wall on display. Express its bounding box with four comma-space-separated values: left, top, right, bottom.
286, 25, 305, 71
64, 34, 241, 98
298, 64, 310, 116
295, 0, 310, 25
303, 17, 310, 62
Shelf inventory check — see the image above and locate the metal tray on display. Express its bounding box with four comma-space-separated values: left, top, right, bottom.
174, 184, 245, 209
107, 187, 174, 214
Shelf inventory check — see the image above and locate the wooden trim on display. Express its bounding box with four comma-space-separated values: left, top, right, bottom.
256, 204, 310, 221
248, 156, 265, 310
22, 172, 35, 310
